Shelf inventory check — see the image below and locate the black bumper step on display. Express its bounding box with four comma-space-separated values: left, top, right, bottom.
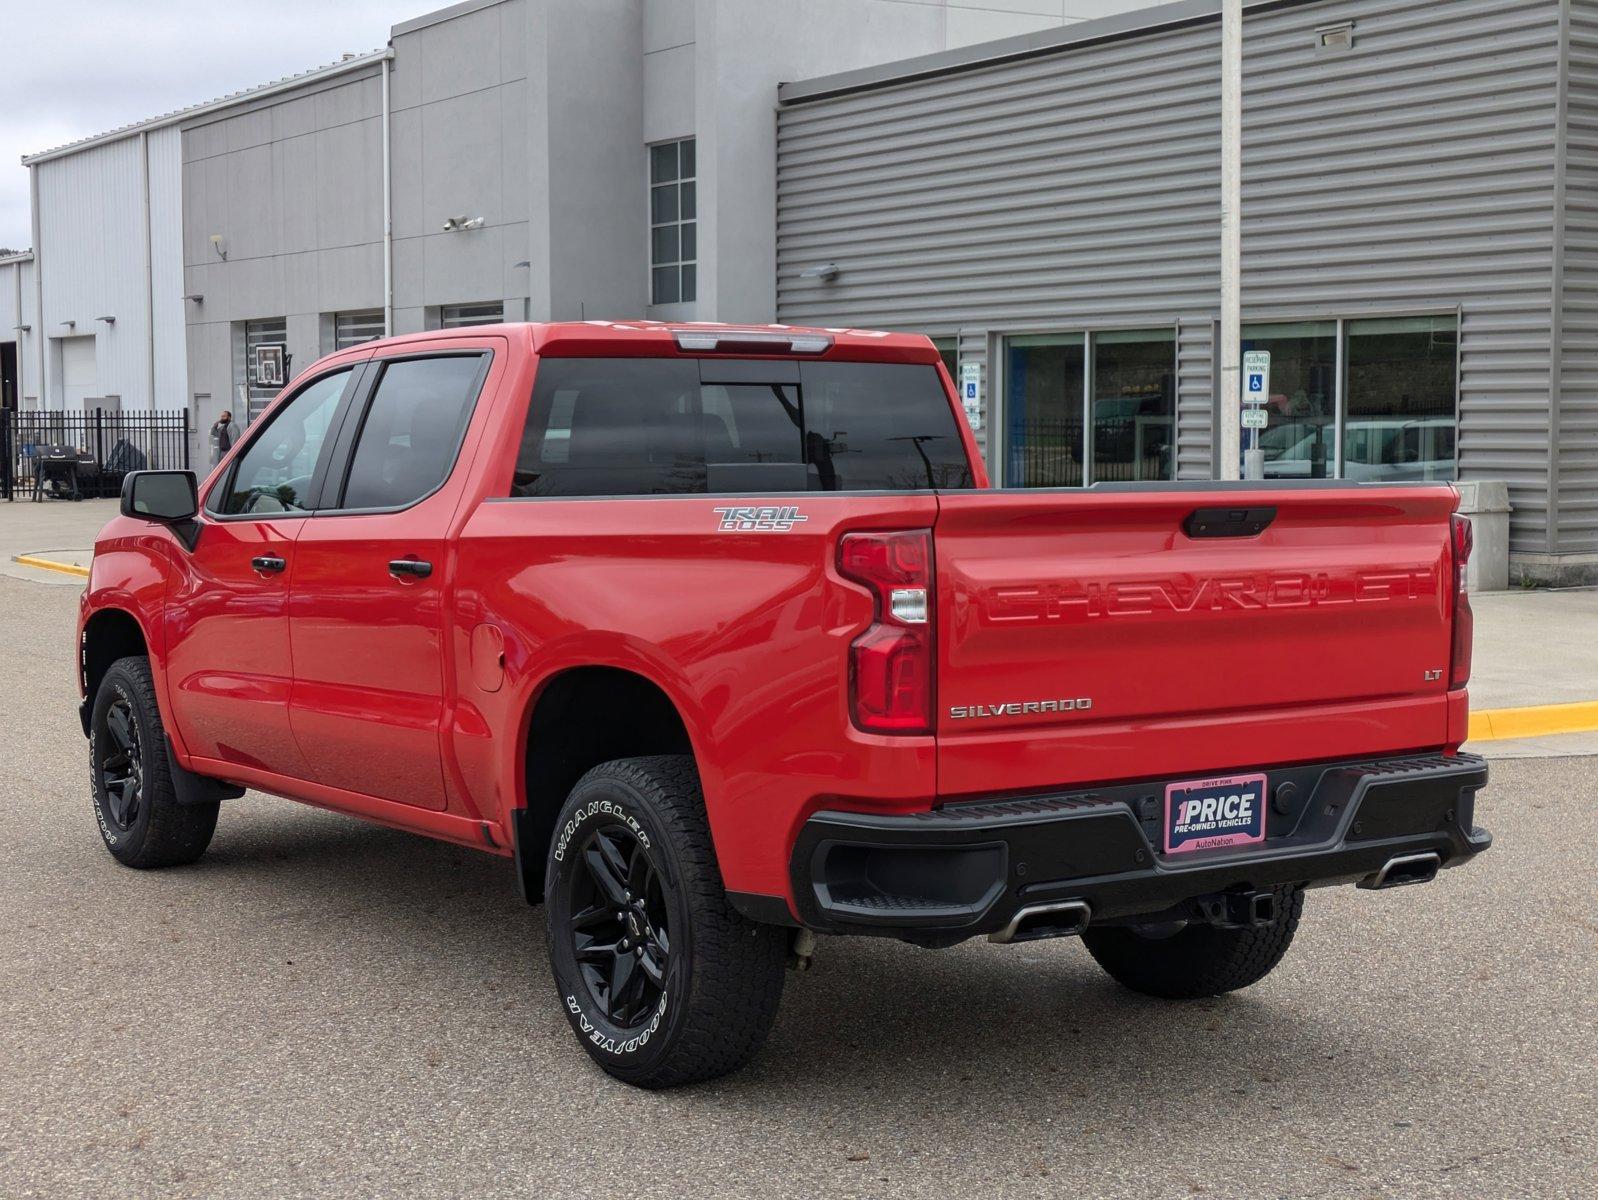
791, 753, 1490, 945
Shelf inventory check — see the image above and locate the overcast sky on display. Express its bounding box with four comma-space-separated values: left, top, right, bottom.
0, 0, 436, 252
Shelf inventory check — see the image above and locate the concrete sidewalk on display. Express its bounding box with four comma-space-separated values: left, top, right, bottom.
3, 496, 1595, 752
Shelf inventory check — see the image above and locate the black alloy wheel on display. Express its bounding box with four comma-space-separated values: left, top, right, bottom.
566, 823, 672, 1028
97, 693, 144, 831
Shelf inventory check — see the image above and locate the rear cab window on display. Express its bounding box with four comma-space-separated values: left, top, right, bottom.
511, 358, 973, 497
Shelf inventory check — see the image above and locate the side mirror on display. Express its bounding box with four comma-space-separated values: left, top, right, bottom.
121, 470, 199, 522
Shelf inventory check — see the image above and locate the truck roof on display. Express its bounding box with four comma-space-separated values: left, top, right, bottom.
362, 320, 944, 365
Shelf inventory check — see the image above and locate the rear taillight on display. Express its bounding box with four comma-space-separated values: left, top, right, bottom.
838, 530, 933, 735
1450, 513, 1474, 689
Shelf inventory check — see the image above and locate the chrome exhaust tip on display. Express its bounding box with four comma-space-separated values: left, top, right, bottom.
1360, 851, 1442, 890
989, 899, 1091, 944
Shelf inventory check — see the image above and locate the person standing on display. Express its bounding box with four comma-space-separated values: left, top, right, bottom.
210, 409, 240, 468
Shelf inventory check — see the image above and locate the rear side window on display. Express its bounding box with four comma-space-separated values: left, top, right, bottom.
511, 358, 972, 496
339, 355, 485, 510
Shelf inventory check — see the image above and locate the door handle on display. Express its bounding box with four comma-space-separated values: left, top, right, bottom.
389, 558, 434, 580
251, 554, 287, 573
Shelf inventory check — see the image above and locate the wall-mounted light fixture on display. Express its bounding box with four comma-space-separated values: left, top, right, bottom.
512, 260, 530, 268
13, 324, 30, 333
59, 319, 76, 330
800, 262, 840, 282
1316, 20, 1354, 51
210, 234, 228, 261
182, 294, 204, 304
442, 215, 485, 232
94, 315, 116, 325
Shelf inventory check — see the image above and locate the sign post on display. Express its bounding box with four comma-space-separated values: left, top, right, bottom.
1241, 348, 1270, 480
959, 361, 983, 433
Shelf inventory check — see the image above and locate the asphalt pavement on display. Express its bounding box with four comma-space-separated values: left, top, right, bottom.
1, 508, 1595, 1198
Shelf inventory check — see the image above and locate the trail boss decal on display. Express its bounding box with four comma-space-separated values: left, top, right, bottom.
713, 506, 809, 533
1164, 773, 1269, 854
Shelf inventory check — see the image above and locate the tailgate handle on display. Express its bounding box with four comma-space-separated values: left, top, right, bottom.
1183, 506, 1276, 539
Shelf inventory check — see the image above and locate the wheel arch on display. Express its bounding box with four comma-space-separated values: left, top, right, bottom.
511, 664, 704, 906
80, 606, 152, 731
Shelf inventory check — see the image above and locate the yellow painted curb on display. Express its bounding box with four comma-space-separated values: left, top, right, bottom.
11, 554, 90, 579
1469, 700, 1598, 742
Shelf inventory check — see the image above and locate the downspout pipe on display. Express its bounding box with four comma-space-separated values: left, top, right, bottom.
1218, 0, 1242, 480
29, 165, 44, 409
141, 130, 155, 409
382, 52, 394, 337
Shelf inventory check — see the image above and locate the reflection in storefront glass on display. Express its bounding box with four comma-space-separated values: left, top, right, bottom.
1242, 322, 1336, 480
1005, 334, 1085, 487
1091, 330, 1175, 483
1344, 316, 1458, 481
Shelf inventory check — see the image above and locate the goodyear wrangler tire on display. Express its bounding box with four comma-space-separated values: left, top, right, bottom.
90, 656, 218, 869
544, 756, 787, 1088
1081, 884, 1305, 1000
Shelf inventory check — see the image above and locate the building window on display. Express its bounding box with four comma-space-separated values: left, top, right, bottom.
1005, 333, 1086, 487
1241, 315, 1457, 482
930, 337, 959, 381
1344, 315, 1457, 481
1243, 321, 1337, 480
440, 302, 504, 329
650, 138, 696, 305
1091, 329, 1175, 483
334, 310, 385, 351
241, 317, 287, 425
1003, 328, 1177, 487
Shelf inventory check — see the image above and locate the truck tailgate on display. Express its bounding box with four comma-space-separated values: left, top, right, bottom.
933, 485, 1460, 798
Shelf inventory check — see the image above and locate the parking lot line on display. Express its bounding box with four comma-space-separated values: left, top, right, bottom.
10, 555, 89, 579
1469, 699, 1598, 742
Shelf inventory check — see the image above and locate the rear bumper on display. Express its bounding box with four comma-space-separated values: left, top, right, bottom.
788, 753, 1491, 945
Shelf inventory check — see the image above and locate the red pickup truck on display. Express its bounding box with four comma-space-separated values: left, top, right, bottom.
78, 321, 1490, 1087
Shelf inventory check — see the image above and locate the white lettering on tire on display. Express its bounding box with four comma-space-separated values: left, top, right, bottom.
553, 797, 651, 864
565, 992, 668, 1056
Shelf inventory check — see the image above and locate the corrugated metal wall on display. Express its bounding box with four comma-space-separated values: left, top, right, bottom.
776, 0, 1566, 557
36, 138, 150, 408
34, 130, 188, 412
776, 16, 1224, 475
1561, 0, 1598, 559
147, 127, 189, 409
1244, 0, 1560, 552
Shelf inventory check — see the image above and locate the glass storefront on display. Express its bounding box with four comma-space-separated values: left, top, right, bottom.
998, 316, 1456, 487
1243, 321, 1336, 480
1091, 329, 1175, 483
1344, 315, 1458, 481
1004, 333, 1085, 487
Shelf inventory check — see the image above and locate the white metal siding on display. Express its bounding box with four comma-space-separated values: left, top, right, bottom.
36, 139, 151, 408
1561, 0, 1598, 557
146, 127, 189, 409
776, 0, 1564, 555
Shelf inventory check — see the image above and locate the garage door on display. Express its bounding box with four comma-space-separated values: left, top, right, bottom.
60, 336, 97, 410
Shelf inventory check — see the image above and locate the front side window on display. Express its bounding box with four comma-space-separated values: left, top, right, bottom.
213, 368, 350, 516
511, 358, 971, 497
339, 355, 486, 510
650, 139, 696, 305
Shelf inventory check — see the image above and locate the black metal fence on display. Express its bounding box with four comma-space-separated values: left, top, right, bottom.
2, 408, 191, 501
1007, 417, 1174, 488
